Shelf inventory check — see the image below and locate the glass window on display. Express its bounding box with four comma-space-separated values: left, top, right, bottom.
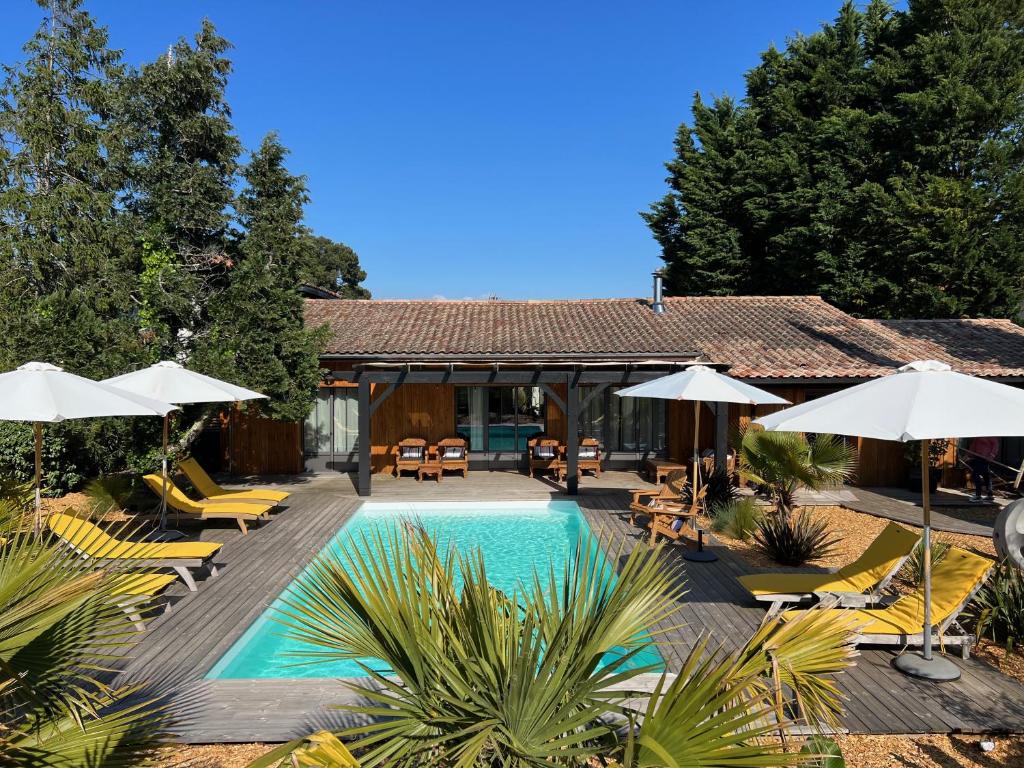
584, 386, 666, 452
455, 386, 545, 451
333, 389, 359, 453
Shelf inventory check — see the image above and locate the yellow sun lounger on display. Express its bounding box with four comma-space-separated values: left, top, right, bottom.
143, 474, 273, 535
179, 457, 290, 504
48, 512, 221, 592
737, 522, 921, 615
782, 547, 994, 659
111, 572, 178, 630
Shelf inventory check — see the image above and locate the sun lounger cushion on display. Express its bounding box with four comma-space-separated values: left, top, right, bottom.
48, 512, 221, 560
142, 475, 272, 518
781, 548, 993, 636
441, 446, 465, 459
400, 446, 423, 459
533, 445, 556, 459
739, 522, 920, 597
579, 446, 598, 458
179, 458, 290, 503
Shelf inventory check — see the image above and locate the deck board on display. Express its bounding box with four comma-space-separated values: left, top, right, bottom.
115, 469, 1024, 742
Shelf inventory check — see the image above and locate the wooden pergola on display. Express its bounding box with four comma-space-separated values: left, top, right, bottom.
324, 357, 732, 496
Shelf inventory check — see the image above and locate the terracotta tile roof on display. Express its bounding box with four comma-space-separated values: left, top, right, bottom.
859, 319, 1024, 378
304, 296, 1024, 379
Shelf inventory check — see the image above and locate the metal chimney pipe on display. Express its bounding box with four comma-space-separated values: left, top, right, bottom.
651, 271, 665, 314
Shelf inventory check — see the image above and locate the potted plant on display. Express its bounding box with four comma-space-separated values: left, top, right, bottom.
905, 438, 950, 494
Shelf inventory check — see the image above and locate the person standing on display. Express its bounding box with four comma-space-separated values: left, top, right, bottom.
967, 436, 999, 502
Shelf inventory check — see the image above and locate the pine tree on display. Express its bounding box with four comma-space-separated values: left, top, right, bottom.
298, 234, 370, 298
196, 134, 327, 422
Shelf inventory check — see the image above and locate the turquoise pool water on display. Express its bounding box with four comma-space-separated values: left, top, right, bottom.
207, 501, 664, 679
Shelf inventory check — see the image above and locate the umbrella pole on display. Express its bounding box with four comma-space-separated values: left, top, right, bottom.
160, 413, 168, 530
33, 422, 42, 535
683, 400, 718, 563
894, 438, 960, 681
691, 400, 700, 515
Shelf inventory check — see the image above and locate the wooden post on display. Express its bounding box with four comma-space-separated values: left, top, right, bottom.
357, 378, 371, 496
566, 376, 579, 495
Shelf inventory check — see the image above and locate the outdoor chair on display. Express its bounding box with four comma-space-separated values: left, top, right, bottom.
781, 547, 994, 659
528, 436, 562, 479
576, 437, 602, 478
629, 469, 688, 525
179, 457, 290, 503
395, 438, 427, 478
142, 474, 273, 535
437, 437, 469, 478
738, 522, 921, 616
47, 511, 222, 592
647, 504, 700, 547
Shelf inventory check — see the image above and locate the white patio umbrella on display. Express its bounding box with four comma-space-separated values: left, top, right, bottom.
756, 359, 1024, 681
616, 365, 789, 561
0, 362, 176, 532
103, 361, 266, 528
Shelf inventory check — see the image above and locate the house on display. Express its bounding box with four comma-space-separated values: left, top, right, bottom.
224, 279, 1024, 496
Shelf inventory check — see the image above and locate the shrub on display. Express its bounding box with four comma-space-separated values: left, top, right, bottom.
711, 497, 763, 541
898, 536, 951, 586
83, 474, 153, 517
969, 561, 1024, 652
754, 511, 840, 566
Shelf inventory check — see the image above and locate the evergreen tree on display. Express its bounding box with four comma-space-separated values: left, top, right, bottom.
298, 234, 370, 298
648, 0, 1024, 319
121, 20, 241, 358
196, 134, 327, 422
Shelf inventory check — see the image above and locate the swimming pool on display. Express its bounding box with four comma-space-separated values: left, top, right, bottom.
207, 500, 664, 679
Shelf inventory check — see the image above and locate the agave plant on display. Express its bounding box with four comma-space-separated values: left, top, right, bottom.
738, 427, 857, 515
611, 607, 858, 767
273, 525, 858, 768
0, 507, 169, 765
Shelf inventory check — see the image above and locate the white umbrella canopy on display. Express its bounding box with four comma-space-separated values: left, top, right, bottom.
102, 361, 267, 529
617, 366, 789, 562
756, 360, 1024, 681
0, 362, 177, 531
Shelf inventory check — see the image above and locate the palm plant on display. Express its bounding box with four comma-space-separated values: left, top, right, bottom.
611, 608, 858, 767
738, 427, 857, 515
273, 526, 858, 768
0, 503, 169, 765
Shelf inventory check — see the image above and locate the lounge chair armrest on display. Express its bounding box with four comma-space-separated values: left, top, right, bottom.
630, 489, 658, 502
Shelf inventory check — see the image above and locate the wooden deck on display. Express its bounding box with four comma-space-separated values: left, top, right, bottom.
116, 470, 1024, 743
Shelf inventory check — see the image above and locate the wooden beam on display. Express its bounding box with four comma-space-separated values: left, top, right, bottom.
579, 382, 609, 412
367, 371, 405, 416
540, 383, 567, 414
357, 378, 371, 496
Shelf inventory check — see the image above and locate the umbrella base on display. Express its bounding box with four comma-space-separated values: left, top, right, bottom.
893, 651, 961, 682
683, 549, 718, 562
146, 529, 186, 542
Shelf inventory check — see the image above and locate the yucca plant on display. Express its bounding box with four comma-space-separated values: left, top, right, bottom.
754, 511, 840, 567
969, 561, 1024, 652
710, 497, 763, 541
738, 427, 857, 515
248, 731, 361, 767
610, 607, 858, 767
0, 509, 169, 765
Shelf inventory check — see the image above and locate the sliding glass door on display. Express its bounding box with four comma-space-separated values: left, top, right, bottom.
303, 387, 359, 470
455, 386, 545, 460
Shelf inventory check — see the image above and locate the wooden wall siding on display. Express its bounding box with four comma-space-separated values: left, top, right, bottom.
546, 383, 568, 442
666, 400, 715, 462
727, 386, 807, 437
370, 383, 455, 473
225, 407, 303, 475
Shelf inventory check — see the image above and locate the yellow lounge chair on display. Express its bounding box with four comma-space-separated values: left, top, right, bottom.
48, 512, 221, 592
178, 457, 290, 504
738, 522, 920, 615
111, 572, 178, 630
143, 474, 273, 535
782, 547, 994, 659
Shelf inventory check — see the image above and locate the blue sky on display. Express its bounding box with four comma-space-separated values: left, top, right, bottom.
3, 1, 851, 300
